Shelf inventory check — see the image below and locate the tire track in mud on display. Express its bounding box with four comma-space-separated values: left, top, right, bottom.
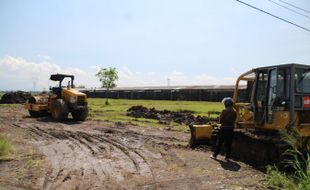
32, 127, 108, 188
48, 129, 143, 172
1, 108, 265, 190
91, 135, 141, 171
92, 133, 159, 187
98, 128, 183, 145
12, 122, 105, 188
12, 122, 162, 189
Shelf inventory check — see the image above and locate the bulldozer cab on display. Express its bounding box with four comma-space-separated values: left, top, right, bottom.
252, 66, 289, 124
50, 74, 75, 97
234, 64, 310, 130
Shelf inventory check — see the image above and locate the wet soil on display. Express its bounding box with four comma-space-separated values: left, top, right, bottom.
0, 106, 265, 190
127, 105, 219, 125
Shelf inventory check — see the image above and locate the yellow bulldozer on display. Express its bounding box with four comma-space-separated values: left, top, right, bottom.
25, 74, 88, 121
190, 64, 310, 165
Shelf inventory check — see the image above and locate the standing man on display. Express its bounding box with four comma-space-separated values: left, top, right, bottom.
211, 97, 237, 161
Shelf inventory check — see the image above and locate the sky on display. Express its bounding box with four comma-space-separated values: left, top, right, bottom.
0, 0, 309, 91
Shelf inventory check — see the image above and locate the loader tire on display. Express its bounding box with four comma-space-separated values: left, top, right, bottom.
51, 99, 69, 121
72, 107, 88, 121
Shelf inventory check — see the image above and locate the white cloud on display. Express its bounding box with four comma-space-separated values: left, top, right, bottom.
166, 72, 236, 86
90, 65, 101, 72
195, 74, 217, 84
168, 71, 187, 85
117, 67, 167, 87
0, 56, 238, 91
0, 57, 164, 90
147, 72, 156, 76
119, 66, 133, 79
222, 77, 236, 84
195, 74, 236, 85
0, 56, 100, 91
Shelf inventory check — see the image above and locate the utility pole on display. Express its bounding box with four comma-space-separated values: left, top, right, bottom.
167, 77, 171, 87
32, 76, 38, 92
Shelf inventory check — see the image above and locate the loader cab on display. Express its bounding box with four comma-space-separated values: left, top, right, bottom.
251, 64, 310, 128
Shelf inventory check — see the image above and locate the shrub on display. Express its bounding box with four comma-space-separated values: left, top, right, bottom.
265, 165, 295, 190
265, 131, 310, 190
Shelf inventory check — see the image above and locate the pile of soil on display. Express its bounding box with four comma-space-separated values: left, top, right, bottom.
0, 91, 31, 104
127, 105, 218, 125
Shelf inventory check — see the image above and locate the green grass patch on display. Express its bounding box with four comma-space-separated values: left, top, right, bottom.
0, 135, 13, 159
26, 158, 42, 168
265, 157, 310, 190
265, 165, 296, 190
88, 98, 222, 131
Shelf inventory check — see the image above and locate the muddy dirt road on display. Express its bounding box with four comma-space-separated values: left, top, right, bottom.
0, 106, 264, 190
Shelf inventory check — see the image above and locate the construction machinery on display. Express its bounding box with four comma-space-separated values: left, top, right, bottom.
25, 74, 88, 121
189, 63, 310, 165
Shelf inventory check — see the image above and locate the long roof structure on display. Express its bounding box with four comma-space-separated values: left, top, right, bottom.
82, 85, 247, 91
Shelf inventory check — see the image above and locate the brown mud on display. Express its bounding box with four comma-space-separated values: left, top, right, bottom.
127, 105, 219, 125
0, 106, 264, 189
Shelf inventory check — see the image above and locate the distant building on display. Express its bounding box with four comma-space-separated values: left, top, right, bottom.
81, 85, 249, 102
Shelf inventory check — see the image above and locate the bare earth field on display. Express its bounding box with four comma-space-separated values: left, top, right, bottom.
0, 106, 264, 190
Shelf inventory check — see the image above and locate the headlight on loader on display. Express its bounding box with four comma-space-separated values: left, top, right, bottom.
69, 96, 77, 103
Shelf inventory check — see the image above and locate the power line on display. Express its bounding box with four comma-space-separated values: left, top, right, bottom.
276, 0, 310, 14
267, 0, 310, 19
236, 0, 310, 33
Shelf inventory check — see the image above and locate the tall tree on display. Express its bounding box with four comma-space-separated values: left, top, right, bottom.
95, 67, 119, 105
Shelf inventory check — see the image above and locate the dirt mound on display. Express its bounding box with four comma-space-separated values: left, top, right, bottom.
0, 91, 31, 104
127, 105, 217, 125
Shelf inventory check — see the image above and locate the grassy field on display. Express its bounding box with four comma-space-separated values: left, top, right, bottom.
88, 98, 223, 131
0, 97, 223, 131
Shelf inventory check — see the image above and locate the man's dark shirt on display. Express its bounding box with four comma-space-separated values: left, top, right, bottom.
219, 107, 237, 127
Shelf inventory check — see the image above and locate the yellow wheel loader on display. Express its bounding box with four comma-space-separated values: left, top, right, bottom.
190, 64, 310, 165
25, 74, 88, 121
